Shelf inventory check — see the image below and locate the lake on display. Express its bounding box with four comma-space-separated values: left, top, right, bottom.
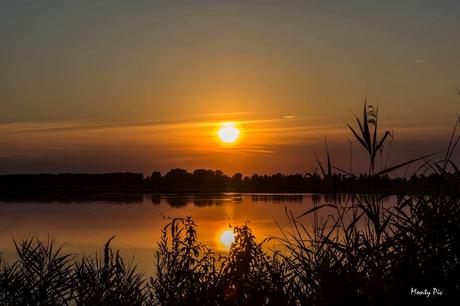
0, 193, 350, 274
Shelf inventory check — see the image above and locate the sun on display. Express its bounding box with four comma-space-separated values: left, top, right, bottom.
217, 122, 240, 144
219, 229, 235, 248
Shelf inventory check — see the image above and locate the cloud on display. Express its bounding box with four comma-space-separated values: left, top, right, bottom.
242, 149, 276, 154
414, 59, 424, 64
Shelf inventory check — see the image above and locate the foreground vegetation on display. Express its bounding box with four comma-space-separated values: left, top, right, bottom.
1, 103, 458, 305
1, 186, 458, 305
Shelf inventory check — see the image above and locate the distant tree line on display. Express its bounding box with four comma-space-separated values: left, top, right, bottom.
0, 169, 458, 198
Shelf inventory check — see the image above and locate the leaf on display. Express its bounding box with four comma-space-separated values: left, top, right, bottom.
362, 101, 372, 151
347, 124, 368, 150
372, 105, 379, 153
374, 130, 392, 153
325, 139, 332, 177
296, 204, 334, 219
447, 134, 460, 164
443, 118, 459, 170
375, 154, 433, 176
448, 160, 460, 174
313, 148, 326, 177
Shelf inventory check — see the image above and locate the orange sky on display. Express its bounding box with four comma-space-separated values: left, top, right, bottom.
0, 111, 456, 175
0, 1, 459, 174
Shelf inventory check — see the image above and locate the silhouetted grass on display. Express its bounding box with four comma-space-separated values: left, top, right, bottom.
0, 237, 73, 305
73, 237, 146, 305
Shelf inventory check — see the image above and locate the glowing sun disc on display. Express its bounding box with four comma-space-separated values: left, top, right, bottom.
217, 123, 240, 143
220, 229, 235, 247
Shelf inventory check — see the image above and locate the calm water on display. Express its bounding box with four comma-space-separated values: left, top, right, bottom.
0, 193, 345, 274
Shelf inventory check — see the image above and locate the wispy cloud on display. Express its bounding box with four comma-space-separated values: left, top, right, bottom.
0, 113, 328, 136
242, 149, 276, 154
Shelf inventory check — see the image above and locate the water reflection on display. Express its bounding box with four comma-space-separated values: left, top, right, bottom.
160, 194, 306, 207
0, 193, 394, 274
322, 193, 393, 206
160, 195, 228, 208
251, 194, 303, 203
0, 193, 309, 207
0, 193, 145, 204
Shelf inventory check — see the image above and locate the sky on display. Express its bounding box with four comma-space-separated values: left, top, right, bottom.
1, 0, 459, 175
